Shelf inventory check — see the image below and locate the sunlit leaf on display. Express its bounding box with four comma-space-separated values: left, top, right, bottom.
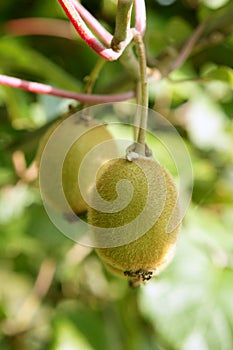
50, 319, 95, 350
139, 206, 233, 350
1, 86, 32, 126
203, 66, 233, 88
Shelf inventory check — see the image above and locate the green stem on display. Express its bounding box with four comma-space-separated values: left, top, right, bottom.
84, 59, 106, 95
133, 31, 148, 148
133, 82, 141, 142
81, 58, 106, 116
119, 43, 140, 80
111, 0, 134, 52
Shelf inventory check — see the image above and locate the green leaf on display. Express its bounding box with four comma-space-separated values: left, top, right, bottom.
53, 301, 109, 350
50, 318, 95, 350
0, 37, 82, 91
1, 86, 32, 126
139, 206, 233, 350
203, 66, 233, 88
166, 17, 192, 44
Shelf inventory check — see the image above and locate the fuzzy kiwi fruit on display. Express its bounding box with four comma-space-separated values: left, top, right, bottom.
88, 157, 180, 285
36, 117, 117, 215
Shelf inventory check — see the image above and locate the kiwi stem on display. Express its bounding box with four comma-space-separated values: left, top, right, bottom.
80, 59, 106, 116
111, 0, 134, 52
133, 30, 148, 150
133, 82, 141, 142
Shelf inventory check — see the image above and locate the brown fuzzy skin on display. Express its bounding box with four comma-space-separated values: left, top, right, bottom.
88, 158, 180, 283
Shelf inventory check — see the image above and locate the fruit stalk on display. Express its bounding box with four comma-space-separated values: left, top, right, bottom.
111, 0, 134, 52
133, 31, 148, 151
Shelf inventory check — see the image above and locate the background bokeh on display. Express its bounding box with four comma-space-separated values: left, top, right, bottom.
0, 1, 233, 349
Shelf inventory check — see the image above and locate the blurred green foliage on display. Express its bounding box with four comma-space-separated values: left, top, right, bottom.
0, 0, 233, 349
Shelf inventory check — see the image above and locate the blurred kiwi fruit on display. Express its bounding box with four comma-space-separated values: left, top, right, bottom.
36, 116, 117, 215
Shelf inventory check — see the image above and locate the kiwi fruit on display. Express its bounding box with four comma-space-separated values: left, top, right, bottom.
87, 156, 180, 286
36, 117, 117, 215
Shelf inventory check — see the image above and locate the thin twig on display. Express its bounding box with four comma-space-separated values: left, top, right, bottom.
12, 151, 38, 183
84, 59, 106, 95
4, 18, 75, 39
71, 0, 113, 45
111, 0, 134, 52
168, 77, 207, 84
58, 0, 121, 60
81, 59, 106, 113
168, 21, 206, 73
2, 258, 56, 336
154, 2, 233, 72
0, 74, 135, 103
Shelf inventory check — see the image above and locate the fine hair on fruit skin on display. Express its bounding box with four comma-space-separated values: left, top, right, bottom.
87, 156, 181, 286
36, 116, 117, 216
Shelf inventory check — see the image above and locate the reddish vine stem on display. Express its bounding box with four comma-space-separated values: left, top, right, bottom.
168, 21, 206, 73
58, 0, 120, 60
134, 0, 146, 35
4, 18, 75, 39
0, 74, 134, 103
71, 0, 113, 45
1, 1, 147, 104
58, 0, 146, 61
